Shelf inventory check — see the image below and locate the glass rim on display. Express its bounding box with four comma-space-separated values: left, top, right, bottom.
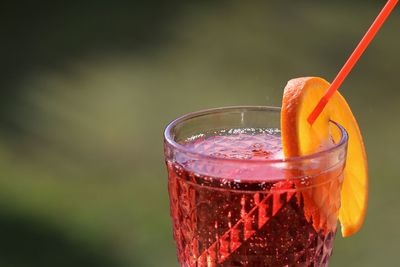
164, 105, 348, 164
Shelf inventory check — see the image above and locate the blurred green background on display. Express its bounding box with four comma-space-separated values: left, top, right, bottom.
0, 1, 399, 266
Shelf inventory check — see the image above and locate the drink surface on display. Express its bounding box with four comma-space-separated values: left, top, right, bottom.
167, 129, 341, 267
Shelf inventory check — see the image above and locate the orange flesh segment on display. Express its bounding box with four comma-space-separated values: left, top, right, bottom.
281, 77, 368, 237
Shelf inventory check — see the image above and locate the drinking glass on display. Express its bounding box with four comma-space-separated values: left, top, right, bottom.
164, 106, 348, 267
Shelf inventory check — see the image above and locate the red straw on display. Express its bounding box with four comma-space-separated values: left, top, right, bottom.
308, 0, 398, 125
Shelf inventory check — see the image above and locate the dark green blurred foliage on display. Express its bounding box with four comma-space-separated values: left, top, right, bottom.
0, 1, 399, 266
0, 208, 123, 267
1, 1, 199, 134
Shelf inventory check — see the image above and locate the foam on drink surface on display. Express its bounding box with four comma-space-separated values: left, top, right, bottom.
175, 128, 287, 183
182, 128, 283, 160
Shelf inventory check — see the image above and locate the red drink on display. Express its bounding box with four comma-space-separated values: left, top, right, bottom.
164, 107, 347, 267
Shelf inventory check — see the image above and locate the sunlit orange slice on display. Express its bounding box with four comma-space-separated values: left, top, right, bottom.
281, 77, 368, 237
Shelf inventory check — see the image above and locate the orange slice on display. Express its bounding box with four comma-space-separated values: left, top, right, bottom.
281, 77, 368, 237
